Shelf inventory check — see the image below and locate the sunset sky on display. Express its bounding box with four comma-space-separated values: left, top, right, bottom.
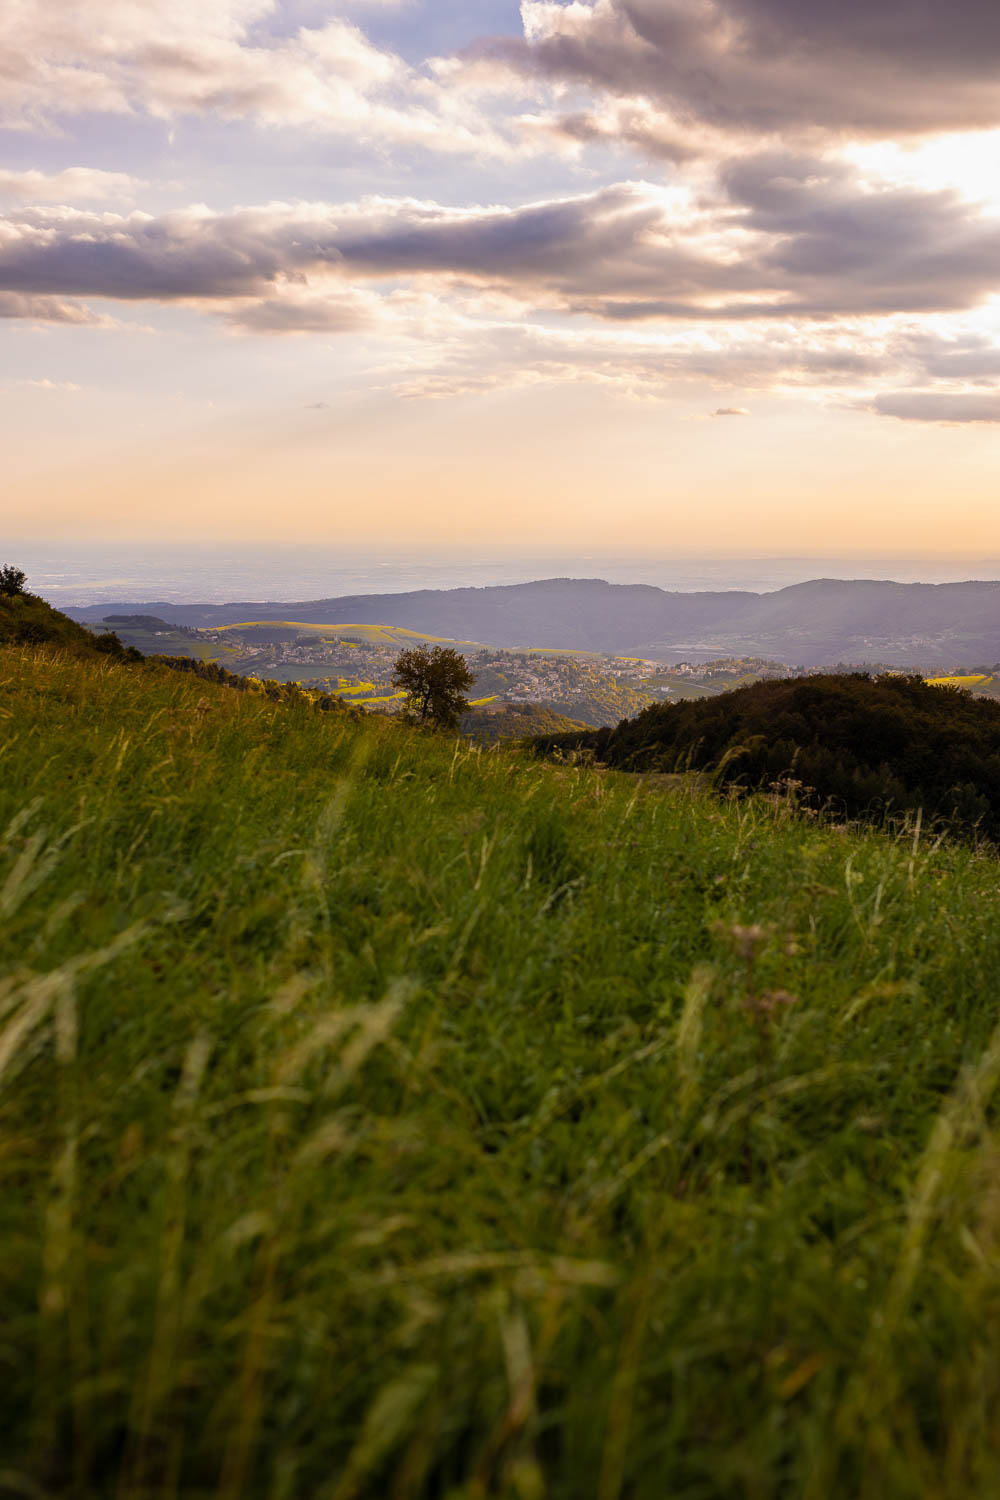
5, 0, 1000, 557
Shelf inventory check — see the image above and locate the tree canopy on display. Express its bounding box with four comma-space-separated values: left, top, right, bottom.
0, 565, 28, 597
392, 645, 474, 729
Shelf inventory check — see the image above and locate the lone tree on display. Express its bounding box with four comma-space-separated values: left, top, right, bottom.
0, 565, 28, 597
392, 645, 474, 730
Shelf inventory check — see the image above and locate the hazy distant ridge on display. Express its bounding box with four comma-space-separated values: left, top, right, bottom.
66, 576, 1000, 667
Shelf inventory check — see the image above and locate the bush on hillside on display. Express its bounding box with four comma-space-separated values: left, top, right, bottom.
531, 672, 1000, 841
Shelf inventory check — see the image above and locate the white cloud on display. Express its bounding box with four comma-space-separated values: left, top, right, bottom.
0, 0, 515, 155
0, 168, 147, 203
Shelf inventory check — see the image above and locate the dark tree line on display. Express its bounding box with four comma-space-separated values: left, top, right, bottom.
531, 673, 1000, 841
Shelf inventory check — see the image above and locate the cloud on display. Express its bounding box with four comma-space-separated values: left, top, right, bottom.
373, 314, 900, 402
3, 162, 1000, 327
901, 331, 1000, 382
0, 168, 147, 203
483, 0, 1000, 147
227, 290, 377, 333
7, 378, 81, 391
712, 406, 748, 416
4, 172, 1000, 425
713, 153, 1000, 317
523, 101, 700, 165
0, 0, 512, 156
867, 392, 1000, 424
0, 290, 113, 324
8, 0, 1000, 176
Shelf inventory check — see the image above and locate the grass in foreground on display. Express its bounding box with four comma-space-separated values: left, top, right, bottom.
2, 645, 1000, 1500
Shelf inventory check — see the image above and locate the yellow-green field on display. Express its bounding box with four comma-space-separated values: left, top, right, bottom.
210, 624, 635, 661
211, 621, 488, 649
927, 673, 1000, 699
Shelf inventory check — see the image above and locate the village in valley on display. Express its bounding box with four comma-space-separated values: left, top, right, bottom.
94, 614, 804, 728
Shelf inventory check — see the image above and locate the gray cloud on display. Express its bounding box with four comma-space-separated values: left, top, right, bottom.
486, 0, 1000, 143
0, 207, 293, 299
0, 190, 686, 304
712, 406, 749, 416
228, 295, 375, 333
902, 331, 1000, 382
716, 153, 1000, 316
729, 0, 1000, 76
868, 392, 1000, 424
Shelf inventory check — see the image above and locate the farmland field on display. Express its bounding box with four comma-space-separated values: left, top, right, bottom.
927, 673, 1000, 699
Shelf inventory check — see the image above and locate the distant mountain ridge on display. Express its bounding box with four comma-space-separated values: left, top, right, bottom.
66, 576, 1000, 668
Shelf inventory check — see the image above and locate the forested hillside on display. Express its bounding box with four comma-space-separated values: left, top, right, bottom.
1, 584, 140, 658
531, 673, 1000, 841
0, 578, 355, 716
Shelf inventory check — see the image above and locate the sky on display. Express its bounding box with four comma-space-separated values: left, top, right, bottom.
4, 0, 1000, 561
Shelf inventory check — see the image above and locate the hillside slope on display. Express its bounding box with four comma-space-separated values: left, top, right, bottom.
1, 585, 139, 657
65, 575, 1000, 666
3, 644, 1000, 1497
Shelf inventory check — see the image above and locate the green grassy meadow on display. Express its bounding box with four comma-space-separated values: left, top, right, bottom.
3, 644, 1000, 1498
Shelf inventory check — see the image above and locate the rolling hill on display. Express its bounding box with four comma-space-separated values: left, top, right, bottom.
66, 576, 1000, 667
